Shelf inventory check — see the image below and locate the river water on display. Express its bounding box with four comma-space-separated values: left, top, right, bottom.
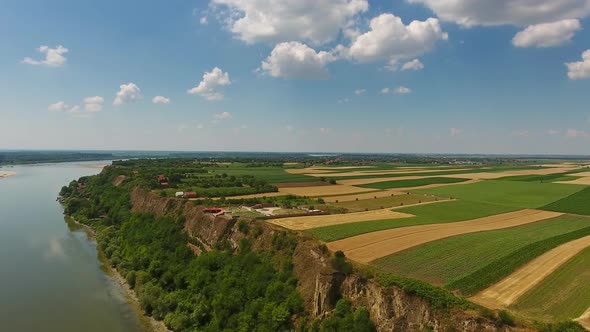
0, 162, 149, 332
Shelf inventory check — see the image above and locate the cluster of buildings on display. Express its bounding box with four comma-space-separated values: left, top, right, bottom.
157, 175, 169, 187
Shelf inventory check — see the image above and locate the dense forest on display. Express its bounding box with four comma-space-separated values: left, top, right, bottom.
60, 166, 375, 331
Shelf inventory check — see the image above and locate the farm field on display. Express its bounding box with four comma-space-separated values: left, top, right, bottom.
331, 193, 439, 212
372, 215, 590, 285
471, 234, 590, 309
543, 187, 590, 216
326, 209, 563, 264
277, 184, 377, 197
267, 208, 413, 230
510, 246, 590, 322
359, 177, 468, 189
412, 180, 583, 208
308, 167, 474, 178
308, 200, 516, 242
322, 189, 421, 202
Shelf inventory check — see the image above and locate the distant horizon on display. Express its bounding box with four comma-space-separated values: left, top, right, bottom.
2, 148, 590, 159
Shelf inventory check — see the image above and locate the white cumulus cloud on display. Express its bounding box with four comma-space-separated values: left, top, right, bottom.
512, 19, 581, 48
211, 0, 368, 45
213, 111, 233, 120
48, 101, 79, 113
408, 0, 590, 27
346, 14, 448, 65
566, 50, 590, 80
354, 89, 366, 95
152, 96, 171, 104
22, 45, 68, 67
395, 86, 412, 94
401, 59, 425, 71
260, 42, 336, 79
380, 87, 391, 94
114, 83, 142, 106
83, 96, 104, 112
188, 67, 231, 101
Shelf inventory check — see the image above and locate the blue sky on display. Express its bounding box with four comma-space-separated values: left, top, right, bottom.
1, 0, 590, 154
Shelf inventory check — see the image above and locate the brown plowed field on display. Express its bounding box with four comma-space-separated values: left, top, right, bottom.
268, 209, 413, 230
326, 209, 563, 264
470, 234, 590, 309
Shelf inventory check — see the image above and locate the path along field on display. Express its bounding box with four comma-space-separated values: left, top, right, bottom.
509, 245, 590, 322
373, 215, 590, 286
267, 209, 413, 230
326, 209, 562, 264
470, 234, 590, 309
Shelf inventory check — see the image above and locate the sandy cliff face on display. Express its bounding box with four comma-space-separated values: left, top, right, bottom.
130, 189, 521, 332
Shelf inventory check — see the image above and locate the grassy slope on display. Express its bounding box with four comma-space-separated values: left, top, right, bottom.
511, 246, 590, 321
308, 200, 516, 242
543, 187, 590, 216
412, 180, 583, 209
372, 215, 590, 285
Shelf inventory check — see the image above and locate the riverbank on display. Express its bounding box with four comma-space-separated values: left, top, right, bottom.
67, 217, 170, 332
0, 170, 16, 178
80, 164, 108, 169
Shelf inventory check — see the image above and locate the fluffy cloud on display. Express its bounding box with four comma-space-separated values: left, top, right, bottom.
354, 89, 366, 95
114, 83, 142, 106
512, 19, 581, 47
211, 0, 368, 45
381, 86, 412, 94
401, 59, 424, 71
83, 96, 104, 112
48, 101, 79, 113
566, 128, 589, 138
395, 86, 412, 94
200, 16, 208, 25
450, 128, 462, 136
566, 50, 590, 80
152, 96, 171, 104
188, 67, 231, 101
346, 14, 447, 65
408, 0, 590, 27
214, 111, 232, 120
260, 42, 336, 79
22, 45, 68, 67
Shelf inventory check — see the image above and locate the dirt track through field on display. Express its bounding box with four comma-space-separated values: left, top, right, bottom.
268, 209, 413, 230
576, 307, 590, 330
470, 234, 590, 309
327, 209, 563, 264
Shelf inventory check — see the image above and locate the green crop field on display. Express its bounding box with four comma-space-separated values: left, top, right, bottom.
412, 180, 583, 209
511, 246, 590, 321
308, 200, 516, 242
359, 177, 468, 190
543, 187, 590, 216
331, 194, 439, 212
447, 226, 590, 296
496, 174, 580, 182
372, 215, 590, 285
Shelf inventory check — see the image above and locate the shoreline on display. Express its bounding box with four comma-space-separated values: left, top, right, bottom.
67, 217, 170, 332
0, 170, 17, 179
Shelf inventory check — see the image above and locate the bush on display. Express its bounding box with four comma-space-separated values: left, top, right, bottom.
496, 310, 515, 327
332, 251, 353, 275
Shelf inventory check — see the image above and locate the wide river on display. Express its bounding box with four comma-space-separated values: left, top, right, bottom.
0, 162, 150, 332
